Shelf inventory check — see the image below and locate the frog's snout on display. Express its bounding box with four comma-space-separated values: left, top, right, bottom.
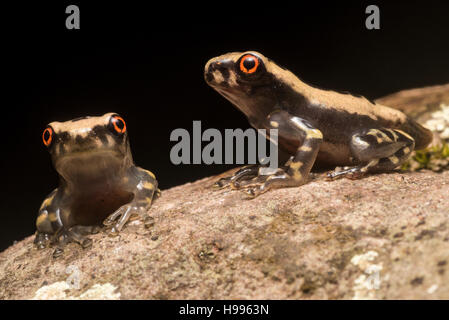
204, 58, 232, 86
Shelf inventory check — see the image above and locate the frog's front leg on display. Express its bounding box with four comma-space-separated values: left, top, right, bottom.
239, 110, 323, 197
327, 128, 415, 180
103, 168, 158, 235
213, 164, 261, 189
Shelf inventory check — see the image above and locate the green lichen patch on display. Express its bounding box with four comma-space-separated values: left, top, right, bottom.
402, 143, 449, 172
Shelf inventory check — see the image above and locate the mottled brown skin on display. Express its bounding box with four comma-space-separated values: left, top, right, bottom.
35, 113, 159, 257
205, 51, 432, 197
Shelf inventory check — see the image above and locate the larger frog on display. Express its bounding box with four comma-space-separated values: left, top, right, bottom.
35, 113, 159, 257
205, 51, 433, 197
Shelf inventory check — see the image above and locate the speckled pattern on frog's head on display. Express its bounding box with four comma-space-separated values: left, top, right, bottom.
42, 112, 133, 179
204, 51, 295, 122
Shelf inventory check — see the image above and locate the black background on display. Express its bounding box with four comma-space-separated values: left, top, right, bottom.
1, 1, 448, 251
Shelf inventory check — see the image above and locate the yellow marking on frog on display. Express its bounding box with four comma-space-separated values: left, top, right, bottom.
395, 129, 414, 141
145, 197, 153, 204
386, 129, 399, 141
143, 181, 155, 190
290, 161, 303, 170
292, 170, 303, 180
146, 170, 156, 180
48, 212, 58, 222
389, 156, 399, 164
36, 212, 48, 227
39, 194, 55, 210
367, 129, 392, 143
300, 145, 312, 152
403, 147, 411, 154
306, 129, 323, 139
361, 159, 379, 172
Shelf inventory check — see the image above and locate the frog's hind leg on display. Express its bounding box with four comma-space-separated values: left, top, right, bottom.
34, 189, 58, 249
34, 190, 93, 257
327, 128, 415, 180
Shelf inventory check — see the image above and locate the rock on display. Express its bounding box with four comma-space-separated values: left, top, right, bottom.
376, 84, 449, 146
0, 169, 448, 299
1, 85, 449, 300
375, 83, 449, 123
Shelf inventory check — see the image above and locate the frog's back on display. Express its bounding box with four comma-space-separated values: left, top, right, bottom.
303, 85, 433, 150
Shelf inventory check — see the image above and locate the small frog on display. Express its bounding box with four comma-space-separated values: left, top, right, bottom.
35, 113, 159, 257
205, 51, 433, 197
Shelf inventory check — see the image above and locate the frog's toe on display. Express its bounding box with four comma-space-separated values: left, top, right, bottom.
143, 215, 155, 228
50, 228, 93, 258
103, 206, 127, 227
230, 175, 269, 190
104, 205, 141, 236
54, 228, 93, 248
243, 186, 263, 198
71, 225, 101, 235
214, 165, 261, 189
213, 177, 232, 189
34, 232, 51, 249
327, 167, 366, 180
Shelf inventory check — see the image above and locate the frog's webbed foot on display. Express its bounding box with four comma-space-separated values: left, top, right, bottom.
50, 227, 94, 258
103, 204, 142, 236
213, 164, 260, 189
34, 231, 51, 249
241, 168, 311, 198
230, 173, 270, 190
103, 168, 158, 235
103, 189, 160, 236
229, 156, 297, 190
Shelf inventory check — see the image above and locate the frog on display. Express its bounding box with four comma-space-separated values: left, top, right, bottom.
35, 112, 159, 257
204, 51, 433, 197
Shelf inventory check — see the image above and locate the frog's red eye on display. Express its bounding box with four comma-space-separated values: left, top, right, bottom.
110, 115, 126, 134
239, 54, 260, 74
42, 127, 53, 147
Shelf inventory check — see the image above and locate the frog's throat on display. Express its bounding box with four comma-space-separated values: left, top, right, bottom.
54, 150, 133, 184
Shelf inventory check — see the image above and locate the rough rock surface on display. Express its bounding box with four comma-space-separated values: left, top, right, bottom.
376, 83, 449, 123
1, 84, 449, 300
0, 169, 448, 300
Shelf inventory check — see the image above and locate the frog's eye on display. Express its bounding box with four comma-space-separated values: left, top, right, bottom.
42, 127, 53, 147
109, 115, 127, 135
239, 54, 260, 74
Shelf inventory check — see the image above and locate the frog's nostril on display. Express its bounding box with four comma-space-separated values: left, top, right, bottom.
205, 61, 218, 81
208, 61, 218, 72
205, 60, 231, 84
